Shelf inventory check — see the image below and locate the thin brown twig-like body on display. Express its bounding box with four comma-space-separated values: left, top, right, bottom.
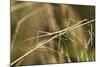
11, 19, 94, 66
22, 19, 87, 42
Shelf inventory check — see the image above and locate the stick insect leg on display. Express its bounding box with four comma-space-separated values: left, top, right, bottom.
37, 31, 51, 45
58, 32, 61, 52
67, 18, 77, 28
67, 18, 70, 28
38, 31, 50, 34
57, 32, 62, 63
70, 18, 77, 23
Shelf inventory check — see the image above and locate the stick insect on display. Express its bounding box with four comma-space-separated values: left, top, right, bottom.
11, 18, 95, 66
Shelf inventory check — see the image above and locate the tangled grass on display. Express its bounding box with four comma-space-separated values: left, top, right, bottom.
11, 1, 95, 66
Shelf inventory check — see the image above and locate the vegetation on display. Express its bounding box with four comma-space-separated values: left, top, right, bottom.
11, 0, 95, 66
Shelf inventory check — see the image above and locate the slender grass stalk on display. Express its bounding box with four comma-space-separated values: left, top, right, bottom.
73, 45, 80, 62
65, 49, 71, 62
90, 24, 93, 46
92, 57, 94, 61
87, 37, 91, 46
81, 51, 84, 61
11, 39, 47, 66
84, 39, 87, 49
84, 50, 89, 61
15, 59, 24, 66
11, 19, 94, 66
84, 24, 93, 49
